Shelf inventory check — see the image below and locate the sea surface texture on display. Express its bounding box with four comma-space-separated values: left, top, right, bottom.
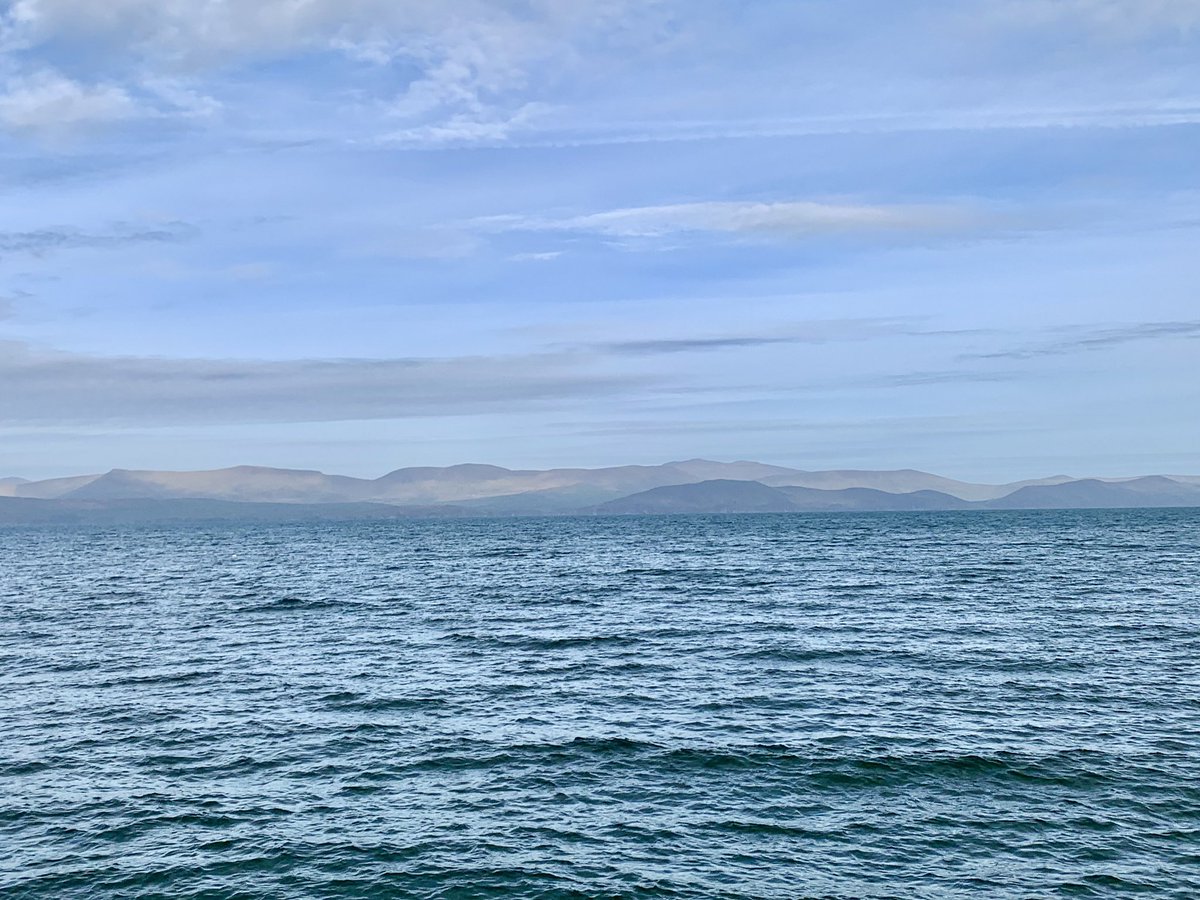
3, 510, 1199, 898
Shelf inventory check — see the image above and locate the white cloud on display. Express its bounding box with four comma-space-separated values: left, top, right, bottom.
1, 0, 653, 139
0, 0, 649, 78
0, 70, 135, 133
140, 77, 222, 120
478, 200, 993, 241
381, 102, 552, 147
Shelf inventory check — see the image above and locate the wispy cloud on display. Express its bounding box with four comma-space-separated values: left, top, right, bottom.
592, 336, 802, 356
4, 0, 1198, 148
436, 103, 1200, 151
0, 0, 657, 139
0, 222, 197, 258
578, 319, 917, 356
379, 102, 553, 147
868, 369, 1024, 387
0, 341, 653, 426
966, 321, 1200, 360
477, 200, 1000, 243
0, 287, 37, 319
510, 250, 563, 262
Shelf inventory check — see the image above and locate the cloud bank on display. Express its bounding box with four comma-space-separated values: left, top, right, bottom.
0, 341, 649, 426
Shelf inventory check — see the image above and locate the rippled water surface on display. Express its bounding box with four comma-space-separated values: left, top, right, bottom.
3, 510, 1200, 898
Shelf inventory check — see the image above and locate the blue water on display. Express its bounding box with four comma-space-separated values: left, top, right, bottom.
3, 510, 1199, 898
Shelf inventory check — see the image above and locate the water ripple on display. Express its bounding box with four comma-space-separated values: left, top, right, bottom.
2, 509, 1199, 897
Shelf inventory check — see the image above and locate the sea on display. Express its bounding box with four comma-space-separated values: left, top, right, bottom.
3, 509, 1199, 898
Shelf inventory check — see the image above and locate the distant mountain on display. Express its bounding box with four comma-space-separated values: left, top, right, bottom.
2, 461, 1198, 521
370, 461, 724, 504
64, 466, 374, 503
664, 459, 803, 482
594, 480, 973, 515
762, 469, 1076, 501
596, 476, 1200, 516
455, 485, 629, 515
594, 480, 800, 515
5, 460, 798, 505
777, 486, 972, 511
1164, 474, 1200, 486
4, 473, 104, 499
983, 476, 1200, 509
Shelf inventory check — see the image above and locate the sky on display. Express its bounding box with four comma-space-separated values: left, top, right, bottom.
1, 0, 1198, 481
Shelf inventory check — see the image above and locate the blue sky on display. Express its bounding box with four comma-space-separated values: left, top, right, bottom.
1, 0, 1198, 480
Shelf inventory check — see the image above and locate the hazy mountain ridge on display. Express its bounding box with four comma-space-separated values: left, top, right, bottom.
983, 476, 1200, 509
593, 481, 968, 515
760, 470, 1078, 501
65, 467, 376, 504
594, 477, 1200, 515
2, 461, 1198, 523
1, 473, 104, 499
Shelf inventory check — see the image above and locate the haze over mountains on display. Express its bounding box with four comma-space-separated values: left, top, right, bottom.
2, 461, 1199, 524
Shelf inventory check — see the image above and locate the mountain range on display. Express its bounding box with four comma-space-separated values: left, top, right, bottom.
1, 460, 1198, 524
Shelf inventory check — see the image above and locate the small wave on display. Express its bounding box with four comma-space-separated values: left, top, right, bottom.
648, 746, 1117, 787
323, 694, 449, 712
239, 595, 354, 612
443, 632, 639, 650
92, 670, 219, 688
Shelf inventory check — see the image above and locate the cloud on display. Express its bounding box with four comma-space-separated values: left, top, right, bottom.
477, 200, 998, 242
581, 319, 917, 356
594, 336, 802, 356
870, 369, 1022, 387
0, 341, 651, 426
5, 1, 1195, 144
1, 0, 654, 138
495, 103, 1200, 150
966, 321, 1200, 360
0, 71, 136, 133
380, 101, 553, 147
4, 0, 444, 63
0, 222, 196, 258
0, 288, 35, 317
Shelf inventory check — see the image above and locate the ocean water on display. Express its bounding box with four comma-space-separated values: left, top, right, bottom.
3, 509, 1199, 899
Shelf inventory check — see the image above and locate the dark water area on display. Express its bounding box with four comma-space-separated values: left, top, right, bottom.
3, 510, 1199, 898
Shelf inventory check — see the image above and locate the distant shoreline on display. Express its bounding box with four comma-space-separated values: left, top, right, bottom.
2, 493, 1199, 527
